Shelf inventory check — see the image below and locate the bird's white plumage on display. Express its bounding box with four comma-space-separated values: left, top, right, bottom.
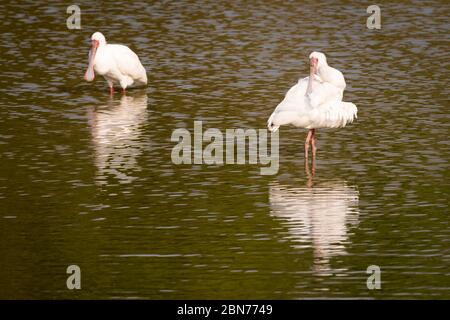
268, 52, 357, 131
85, 32, 147, 90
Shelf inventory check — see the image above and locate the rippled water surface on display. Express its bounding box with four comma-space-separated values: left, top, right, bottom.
0, 1, 449, 299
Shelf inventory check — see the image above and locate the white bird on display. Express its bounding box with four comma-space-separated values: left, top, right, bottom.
267, 52, 357, 158
84, 32, 148, 95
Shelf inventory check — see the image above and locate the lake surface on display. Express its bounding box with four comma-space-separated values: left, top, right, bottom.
0, 0, 449, 299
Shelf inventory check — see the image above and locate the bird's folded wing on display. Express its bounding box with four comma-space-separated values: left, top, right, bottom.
110, 44, 146, 80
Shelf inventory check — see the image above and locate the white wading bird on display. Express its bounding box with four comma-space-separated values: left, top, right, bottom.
84, 32, 147, 94
267, 52, 357, 158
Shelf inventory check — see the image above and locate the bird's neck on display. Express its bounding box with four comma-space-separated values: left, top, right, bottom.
316, 63, 329, 75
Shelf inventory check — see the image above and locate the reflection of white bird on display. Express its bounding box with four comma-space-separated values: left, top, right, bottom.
267, 52, 357, 158
269, 180, 359, 274
89, 93, 149, 185
84, 32, 147, 95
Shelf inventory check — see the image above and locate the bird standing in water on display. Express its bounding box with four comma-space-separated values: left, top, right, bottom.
267, 52, 357, 158
84, 32, 147, 95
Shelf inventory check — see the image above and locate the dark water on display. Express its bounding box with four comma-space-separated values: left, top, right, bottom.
0, 1, 449, 299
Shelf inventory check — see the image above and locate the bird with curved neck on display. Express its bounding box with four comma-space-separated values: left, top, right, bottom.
267, 51, 357, 159
84, 32, 148, 95
308, 52, 346, 92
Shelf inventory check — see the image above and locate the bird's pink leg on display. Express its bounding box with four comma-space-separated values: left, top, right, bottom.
109, 86, 114, 96
304, 129, 313, 158
311, 129, 317, 158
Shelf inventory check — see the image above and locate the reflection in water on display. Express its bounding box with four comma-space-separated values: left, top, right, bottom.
269, 161, 359, 275
89, 92, 149, 185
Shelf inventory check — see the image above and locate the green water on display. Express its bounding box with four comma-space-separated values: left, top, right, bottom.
0, 1, 449, 299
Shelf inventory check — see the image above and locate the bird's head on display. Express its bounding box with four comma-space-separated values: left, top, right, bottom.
84, 32, 106, 82
309, 52, 327, 73
90, 32, 107, 48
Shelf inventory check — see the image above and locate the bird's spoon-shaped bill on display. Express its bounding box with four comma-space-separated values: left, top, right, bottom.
306, 59, 316, 95
84, 40, 98, 82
